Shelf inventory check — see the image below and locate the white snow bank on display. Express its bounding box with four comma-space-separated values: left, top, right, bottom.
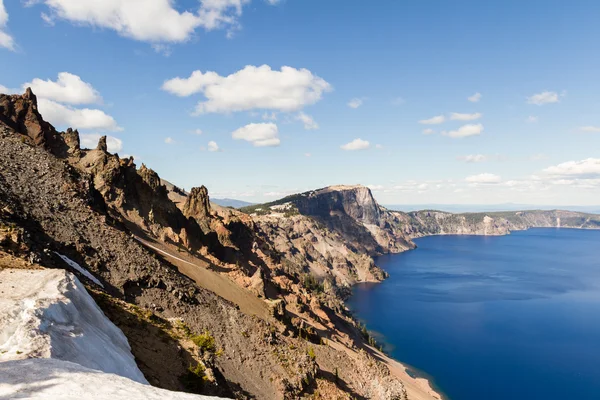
0, 269, 145, 383
54, 252, 104, 288
0, 358, 221, 399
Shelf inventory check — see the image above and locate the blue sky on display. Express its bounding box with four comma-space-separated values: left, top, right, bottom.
1, 0, 599, 205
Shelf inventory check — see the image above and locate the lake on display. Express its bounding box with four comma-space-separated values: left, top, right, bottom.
348, 228, 600, 400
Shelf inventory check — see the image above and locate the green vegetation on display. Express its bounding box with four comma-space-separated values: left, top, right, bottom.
190, 331, 216, 353
301, 273, 324, 293
307, 346, 316, 360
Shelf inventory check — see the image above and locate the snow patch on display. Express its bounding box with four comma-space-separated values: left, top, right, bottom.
0, 358, 221, 399
0, 269, 145, 383
55, 252, 104, 288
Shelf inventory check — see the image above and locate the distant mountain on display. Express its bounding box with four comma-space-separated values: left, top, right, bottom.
385, 203, 600, 214
211, 198, 255, 208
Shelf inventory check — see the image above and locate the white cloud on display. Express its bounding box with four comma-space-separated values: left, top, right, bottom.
162, 65, 332, 114
422, 128, 435, 135
347, 98, 363, 109
579, 126, 600, 133
543, 158, 600, 178
526, 116, 538, 123
37, 98, 122, 131
192, 129, 203, 135
340, 138, 370, 151
164, 137, 174, 144
458, 154, 487, 163
468, 92, 482, 103
0, 0, 15, 51
31, 0, 259, 43
527, 91, 559, 105
304, 152, 311, 157
207, 140, 220, 152
465, 173, 502, 184
295, 112, 318, 130
450, 112, 482, 121
419, 115, 445, 125
375, 144, 383, 149
442, 123, 484, 138
80, 134, 123, 153
24, 72, 102, 105
232, 122, 280, 147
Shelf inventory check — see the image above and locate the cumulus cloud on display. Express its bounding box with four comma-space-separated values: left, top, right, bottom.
543, 158, 600, 178
80, 134, 123, 153
579, 126, 600, 133
465, 173, 502, 184
419, 115, 445, 125
192, 129, 203, 135
24, 72, 102, 104
0, 0, 15, 51
527, 91, 559, 105
442, 123, 484, 138
164, 137, 174, 144
29, 0, 267, 44
37, 98, 122, 131
340, 138, 370, 151
458, 154, 487, 163
295, 112, 318, 130
422, 128, 435, 135
450, 112, 482, 121
162, 65, 332, 114
9, 72, 121, 131
347, 98, 363, 109
468, 92, 481, 102
207, 140, 220, 152
232, 122, 280, 147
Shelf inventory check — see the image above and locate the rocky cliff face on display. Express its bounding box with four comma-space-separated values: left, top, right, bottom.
395, 209, 600, 238
292, 185, 415, 255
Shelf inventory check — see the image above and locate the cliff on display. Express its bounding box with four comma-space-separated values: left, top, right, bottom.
396, 209, 600, 238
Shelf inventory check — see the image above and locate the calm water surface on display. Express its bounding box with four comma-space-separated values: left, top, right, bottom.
348, 228, 600, 400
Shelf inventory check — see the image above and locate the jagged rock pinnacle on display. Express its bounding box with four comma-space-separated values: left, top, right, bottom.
183, 186, 211, 220
96, 136, 107, 152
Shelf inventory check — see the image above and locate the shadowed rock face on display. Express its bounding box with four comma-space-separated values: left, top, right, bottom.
296, 185, 381, 225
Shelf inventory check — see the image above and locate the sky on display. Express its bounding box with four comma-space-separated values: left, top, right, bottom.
1, 0, 600, 206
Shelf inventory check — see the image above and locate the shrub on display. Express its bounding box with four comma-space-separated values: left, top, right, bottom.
191, 331, 216, 353
307, 347, 316, 360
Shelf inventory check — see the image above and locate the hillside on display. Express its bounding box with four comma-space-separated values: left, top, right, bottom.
0, 89, 439, 400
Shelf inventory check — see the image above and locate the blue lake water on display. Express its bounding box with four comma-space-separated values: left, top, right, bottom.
348, 228, 600, 400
